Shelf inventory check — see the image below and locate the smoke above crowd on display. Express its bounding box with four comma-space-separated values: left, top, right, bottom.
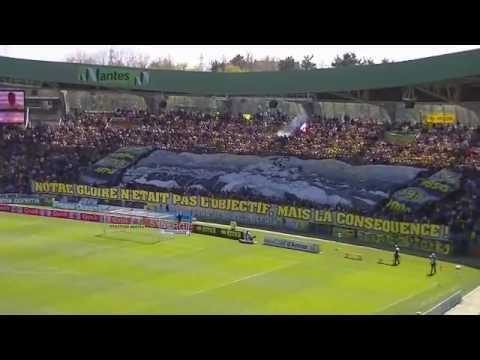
277, 113, 308, 137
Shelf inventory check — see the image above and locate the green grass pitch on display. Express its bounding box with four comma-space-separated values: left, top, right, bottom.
1, 212, 479, 314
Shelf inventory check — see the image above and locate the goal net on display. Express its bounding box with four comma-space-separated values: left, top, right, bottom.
99, 215, 191, 244
100, 223, 164, 245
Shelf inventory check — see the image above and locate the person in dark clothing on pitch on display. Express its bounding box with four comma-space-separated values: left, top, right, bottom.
393, 245, 400, 266
429, 253, 437, 275
240, 230, 256, 244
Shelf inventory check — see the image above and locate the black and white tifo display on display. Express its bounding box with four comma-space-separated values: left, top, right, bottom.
79, 149, 462, 213
124, 150, 423, 211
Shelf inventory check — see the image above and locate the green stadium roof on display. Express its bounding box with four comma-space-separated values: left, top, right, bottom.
1, 49, 480, 98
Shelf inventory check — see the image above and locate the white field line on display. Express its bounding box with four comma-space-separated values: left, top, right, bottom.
424, 288, 462, 315
0, 269, 81, 276
459, 285, 480, 302
188, 261, 299, 296
159, 247, 205, 259
374, 283, 438, 314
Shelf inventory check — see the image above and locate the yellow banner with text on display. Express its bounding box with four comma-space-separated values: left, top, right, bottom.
31, 181, 449, 241
424, 112, 456, 125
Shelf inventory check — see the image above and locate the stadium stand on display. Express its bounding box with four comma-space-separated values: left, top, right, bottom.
1, 110, 479, 247
2, 50, 480, 260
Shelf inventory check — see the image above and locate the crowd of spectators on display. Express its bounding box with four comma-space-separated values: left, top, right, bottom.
364, 122, 477, 169
0, 125, 97, 193
2, 110, 479, 187
45, 110, 480, 170
57, 109, 289, 155
1, 110, 480, 243
462, 146, 480, 172
283, 116, 382, 162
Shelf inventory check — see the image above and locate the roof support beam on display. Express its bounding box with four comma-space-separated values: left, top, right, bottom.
415, 83, 462, 104
329, 91, 379, 107
415, 85, 461, 105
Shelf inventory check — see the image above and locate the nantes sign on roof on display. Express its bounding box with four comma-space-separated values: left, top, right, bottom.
78, 66, 150, 87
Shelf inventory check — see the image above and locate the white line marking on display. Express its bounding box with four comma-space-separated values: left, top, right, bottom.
374, 283, 438, 314
188, 261, 299, 296
460, 286, 480, 301
424, 289, 462, 314
160, 247, 205, 259
0, 267, 82, 276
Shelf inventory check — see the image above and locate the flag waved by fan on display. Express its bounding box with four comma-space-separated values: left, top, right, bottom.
299, 121, 308, 133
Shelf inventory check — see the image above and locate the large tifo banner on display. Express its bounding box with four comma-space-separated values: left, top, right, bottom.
121, 150, 424, 212
31, 181, 450, 241
80, 146, 154, 186
386, 169, 462, 213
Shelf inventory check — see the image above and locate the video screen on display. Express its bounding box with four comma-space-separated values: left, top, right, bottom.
0, 90, 25, 125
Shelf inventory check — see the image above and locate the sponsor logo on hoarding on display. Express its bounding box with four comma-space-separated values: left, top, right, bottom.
109, 216, 133, 225
192, 224, 245, 240
264, 237, 320, 253
78, 67, 150, 87
0, 197, 40, 205
51, 210, 70, 218
23, 207, 40, 216
80, 213, 101, 222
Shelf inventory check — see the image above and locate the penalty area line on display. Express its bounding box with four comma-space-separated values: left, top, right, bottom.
158, 247, 206, 260
373, 283, 438, 314
188, 261, 299, 296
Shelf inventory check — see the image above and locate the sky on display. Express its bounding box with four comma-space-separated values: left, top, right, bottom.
1, 45, 479, 68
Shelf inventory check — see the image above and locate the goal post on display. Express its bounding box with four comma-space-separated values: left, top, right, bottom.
158, 228, 192, 236
99, 214, 192, 244
103, 223, 146, 234
102, 215, 145, 234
